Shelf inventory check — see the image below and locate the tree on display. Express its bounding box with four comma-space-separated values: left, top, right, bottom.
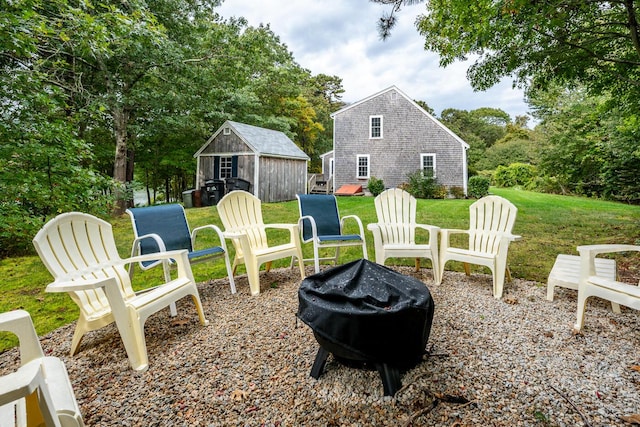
374, 0, 640, 113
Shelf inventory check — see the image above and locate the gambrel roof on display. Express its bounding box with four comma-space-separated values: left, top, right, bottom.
194, 120, 310, 160
331, 85, 469, 150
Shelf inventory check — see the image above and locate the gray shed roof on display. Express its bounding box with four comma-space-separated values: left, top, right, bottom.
195, 120, 310, 160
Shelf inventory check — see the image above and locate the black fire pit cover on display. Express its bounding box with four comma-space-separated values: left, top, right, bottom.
297, 259, 434, 367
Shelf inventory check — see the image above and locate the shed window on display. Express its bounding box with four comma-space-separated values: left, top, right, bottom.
219, 156, 233, 178
223, 127, 231, 135
370, 115, 383, 139
356, 155, 370, 179
421, 153, 436, 177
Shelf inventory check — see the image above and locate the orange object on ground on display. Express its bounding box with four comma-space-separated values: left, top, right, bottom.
334, 184, 364, 196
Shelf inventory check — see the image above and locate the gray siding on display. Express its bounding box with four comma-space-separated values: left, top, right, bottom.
333, 88, 467, 192
258, 157, 307, 202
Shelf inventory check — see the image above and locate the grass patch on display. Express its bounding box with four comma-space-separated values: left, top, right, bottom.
1, 187, 639, 352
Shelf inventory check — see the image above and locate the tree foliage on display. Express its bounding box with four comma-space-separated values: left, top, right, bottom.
376, 0, 640, 112
1, 0, 342, 256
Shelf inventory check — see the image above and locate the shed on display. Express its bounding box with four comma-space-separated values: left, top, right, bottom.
194, 121, 310, 202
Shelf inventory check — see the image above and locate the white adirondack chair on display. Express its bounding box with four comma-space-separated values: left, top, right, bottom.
217, 191, 305, 296
0, 310, 84, 427
367, 188, 440, 282
32, 212, 209, 372
574, 244, 640, 332
439, 195, 520, 298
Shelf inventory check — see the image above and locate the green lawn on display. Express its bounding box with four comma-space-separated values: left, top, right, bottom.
1, 187, 639, 351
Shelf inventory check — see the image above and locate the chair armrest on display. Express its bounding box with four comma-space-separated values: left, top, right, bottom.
340, 215, 366, 237
298, 215, 318, 242
577, 244, 640, 257
127, 249, 190, 266
578, 244, 640, 280
46, 276, 119, 293
191, 224, 230, 252
264, 223, 298, 231
0, 359, 45, 405
129, 232, 167, 258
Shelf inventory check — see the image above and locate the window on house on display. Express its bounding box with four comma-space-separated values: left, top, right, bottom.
223, 127, 231, 135
370, 115, 383, 139
219, 156, 233, 178
421, 153, 436, 177
356, 155, 370, 179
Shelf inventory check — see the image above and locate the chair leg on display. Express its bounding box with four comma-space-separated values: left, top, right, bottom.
493, 265, 506, 299
463, 262, 471, 276
313, 243, 321, 273
574, 292, 589, 332
437, 259, 446, 286
224, 254, 236, 294
611, 302, 622, 314
189, 293, 210, 326
69, 319, 88, 356
430, 254, 440, 285
245, 260, 261, 296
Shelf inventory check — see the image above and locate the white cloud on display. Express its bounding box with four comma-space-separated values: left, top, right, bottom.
217, 0, 531, 119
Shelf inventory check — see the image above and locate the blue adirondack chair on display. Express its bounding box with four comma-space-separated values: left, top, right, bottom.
127, 204, 235, 313
295, 194, 368, 273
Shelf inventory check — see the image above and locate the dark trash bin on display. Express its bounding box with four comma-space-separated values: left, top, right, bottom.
204, 179, 225, 205
225, 177, 251, 193
297, 259, 435, 396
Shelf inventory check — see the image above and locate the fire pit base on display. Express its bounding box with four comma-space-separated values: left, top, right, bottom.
310, 346, 404, 396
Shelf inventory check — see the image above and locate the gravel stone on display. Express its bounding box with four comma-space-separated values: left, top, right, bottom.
1, 266, 639, 426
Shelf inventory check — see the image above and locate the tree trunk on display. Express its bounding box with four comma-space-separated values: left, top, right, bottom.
113, 107, 130, 215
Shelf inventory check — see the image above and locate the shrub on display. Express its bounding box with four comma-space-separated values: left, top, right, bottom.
468, 175, 490, 198
494, 163, 538, 188
449, 186, 465, 199
433, 185, 448, 199
405, 170, 439, 199
367, 176, 385, 196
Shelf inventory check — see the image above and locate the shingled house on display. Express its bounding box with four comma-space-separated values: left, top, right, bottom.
328, 86, 469, 195
194, 121, 309, 202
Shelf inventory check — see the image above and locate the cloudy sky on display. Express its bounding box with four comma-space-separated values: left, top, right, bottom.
216, 0, 531, 120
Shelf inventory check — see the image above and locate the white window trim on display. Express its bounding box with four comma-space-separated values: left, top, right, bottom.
356, 154, 370, 179
219, 156, 233, 179
420, 153, 436, 177
369, 115, 383, 139
223, 127, 231, 135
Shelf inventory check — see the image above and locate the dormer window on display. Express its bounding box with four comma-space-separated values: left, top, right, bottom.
370, 115, 383, 139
